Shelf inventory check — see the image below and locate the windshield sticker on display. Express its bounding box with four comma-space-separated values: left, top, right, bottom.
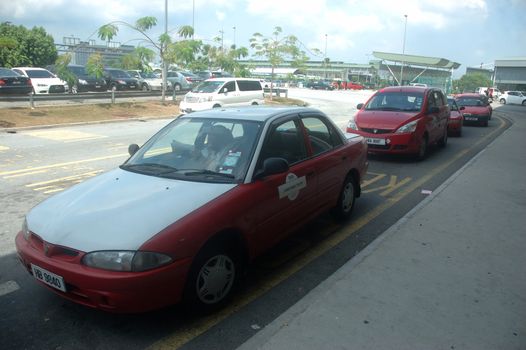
278, 173, 307, 201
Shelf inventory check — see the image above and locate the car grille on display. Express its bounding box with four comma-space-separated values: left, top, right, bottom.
49, 85, 66, 93
28, 233, 80, 258
368, 144, 390, 150
360, 128, 392, 134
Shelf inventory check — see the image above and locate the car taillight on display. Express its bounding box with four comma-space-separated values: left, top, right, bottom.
0, 79, 6, 86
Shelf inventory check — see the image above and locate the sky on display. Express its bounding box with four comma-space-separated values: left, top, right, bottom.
2, 0, 525, 76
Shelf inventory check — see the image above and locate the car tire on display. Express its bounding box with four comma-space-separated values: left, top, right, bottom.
174, 83, 181, 91
332, 175, 357, 221
483, 120, 489, 127
251, 102, 258, 105
416, 134, 428, 161
142, 84, 149, 92
71, 85, 78, 94
522, 100, 526, 106
183, 239, 241, 312
500, 98, 506, 104
438, 127, 448, 148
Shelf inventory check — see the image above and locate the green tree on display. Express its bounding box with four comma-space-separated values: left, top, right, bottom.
453, 73, 491, 93
85, 53, 104, 79
250, 27, 305, 99
0, 22, 57, 67
119, 47, 156, 70
98, 17, 193, 101
54, 54, 76, 93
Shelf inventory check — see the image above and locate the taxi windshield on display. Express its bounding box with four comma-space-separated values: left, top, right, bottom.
365, 91, 424, 112
122, 117, 262, 183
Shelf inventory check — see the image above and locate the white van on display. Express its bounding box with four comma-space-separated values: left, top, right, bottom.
477, 87, 501, 98
179, 78, 265, 113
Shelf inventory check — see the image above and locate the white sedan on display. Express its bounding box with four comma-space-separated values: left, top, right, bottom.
12, 67, 68, 94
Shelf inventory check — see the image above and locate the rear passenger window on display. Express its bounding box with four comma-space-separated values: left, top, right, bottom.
237, 80, 263, 91
301, 116, 343, 156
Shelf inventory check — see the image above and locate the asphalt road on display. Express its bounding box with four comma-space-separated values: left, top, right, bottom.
0, 90, 513, 350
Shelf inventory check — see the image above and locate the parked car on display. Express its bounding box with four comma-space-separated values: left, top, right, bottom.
346, 86, 450, 160
179, 78, 265, 113
65, 65, 106, 93
103, 68, 139, 91
166, 71, 192, 91
347, 82, 365, 90
476, 87, 501, 100
127, 70, 168, 91
194, 70, 232, 80
447, 97, 465, 137
179, 71, 204, 87
305, 80, 334, 90
498, 91, 526, 105
12, 67, 68, 94
0, 67, 33, 95
15, 106, 368, 313
454, 93, 492, 126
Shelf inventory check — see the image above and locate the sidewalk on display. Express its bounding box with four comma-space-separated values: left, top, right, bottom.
237, 110, 526, 350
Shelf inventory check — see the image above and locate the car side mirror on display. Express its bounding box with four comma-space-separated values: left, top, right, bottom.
128, 144, 140, 156
459, 106, 465, 110
357, 103, 364, 110
254, 157, 289, 180
221, 87, 228, 94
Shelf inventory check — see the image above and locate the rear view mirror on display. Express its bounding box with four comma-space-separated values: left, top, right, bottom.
459, 106, 465, 110
357, 103, 364, 110
128, 144, 140, 156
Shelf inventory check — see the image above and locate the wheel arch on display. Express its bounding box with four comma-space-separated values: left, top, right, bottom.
347, 168, 361, 198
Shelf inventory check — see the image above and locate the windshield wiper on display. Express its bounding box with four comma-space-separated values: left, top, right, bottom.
182, 169, 235, 179
121, 163, 178, 175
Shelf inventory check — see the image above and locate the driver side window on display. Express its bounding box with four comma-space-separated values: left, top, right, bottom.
259, 119, 307, 166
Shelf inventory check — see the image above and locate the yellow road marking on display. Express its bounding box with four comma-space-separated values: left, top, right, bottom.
43, 188, 65, 194
0, 154, 127, 177
361, 172, 386, 188
25, 130, 106, 142
26, 170, 103, 188
150, 115, 509, 349
3, 169, 48, 179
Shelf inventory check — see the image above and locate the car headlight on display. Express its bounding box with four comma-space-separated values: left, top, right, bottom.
347, 118, 359, 131
82, 251, 172, 272
395, 120, 418, 134
22, 218, 30, 240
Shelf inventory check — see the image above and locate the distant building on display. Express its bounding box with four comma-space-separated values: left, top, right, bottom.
372, 51, 461, 93
493, 57, 526, 91
56, 36, 136, 67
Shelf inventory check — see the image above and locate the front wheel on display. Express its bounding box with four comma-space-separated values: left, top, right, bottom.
438, 127, 448, 148
173, 83, 181, 91
416, 134, 428, 161
500, 98, 506, 104
183, 242, 240, 312
332, 175, 357, 221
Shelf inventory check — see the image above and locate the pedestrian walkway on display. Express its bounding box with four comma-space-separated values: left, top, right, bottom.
237, 108, 526, 350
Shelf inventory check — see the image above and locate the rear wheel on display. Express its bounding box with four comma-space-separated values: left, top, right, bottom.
416, 134, 428, 161
332, 175, 357, 221
500, 98, 506, 104
438, 127, 448, 148
141, 84, 149, 91
522, 100, 526, 106
173, 83, 181, 91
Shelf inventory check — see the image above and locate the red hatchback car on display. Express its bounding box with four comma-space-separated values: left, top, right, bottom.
447, 97, 464, 137
454, 93, 492, 127
16, 106, 368, 313
347, 86, 450, 160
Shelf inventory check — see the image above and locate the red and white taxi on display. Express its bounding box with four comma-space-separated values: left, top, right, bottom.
16, 106, 368, 313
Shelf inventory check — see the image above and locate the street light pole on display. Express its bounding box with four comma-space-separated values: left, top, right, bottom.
233, 26, 236, 49
161, 0, 168, 102
324, 33, 328, 79
400, 14, 408, 86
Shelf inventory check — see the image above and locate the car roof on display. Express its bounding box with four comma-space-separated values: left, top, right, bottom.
377, 86, 432, 93
13, 67, 47, 71
205, 77, 261, 82
178, 106, 324, 123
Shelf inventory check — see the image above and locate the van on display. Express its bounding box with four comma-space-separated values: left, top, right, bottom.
179, 78, 265, 113
477, 87, 501, 98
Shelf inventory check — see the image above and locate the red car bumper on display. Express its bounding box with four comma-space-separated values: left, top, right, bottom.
15, 232, 191, 313
349, 130, 422, 155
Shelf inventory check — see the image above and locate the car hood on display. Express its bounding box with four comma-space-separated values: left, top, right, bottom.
26, 168, 237, 252
356, 110, 419, 130
29, 77, 66, 85
460, 106, 490, 115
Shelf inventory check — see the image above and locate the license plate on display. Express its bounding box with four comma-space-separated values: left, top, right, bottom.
366, 137, 386, 145
465, 117, 478, 121
31, 264, 66, 292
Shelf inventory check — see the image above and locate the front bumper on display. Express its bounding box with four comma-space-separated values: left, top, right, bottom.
15, 232, 191, 313
350, 130, 422, 155
462, 114, 489, 125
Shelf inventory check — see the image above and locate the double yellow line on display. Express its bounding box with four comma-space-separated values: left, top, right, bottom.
150, 115, 510, 349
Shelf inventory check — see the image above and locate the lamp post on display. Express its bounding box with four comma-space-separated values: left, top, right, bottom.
400, 14, 408, 86
161, 0, 168, 102
233, 26, 236, 49
324, 33, 328, 79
